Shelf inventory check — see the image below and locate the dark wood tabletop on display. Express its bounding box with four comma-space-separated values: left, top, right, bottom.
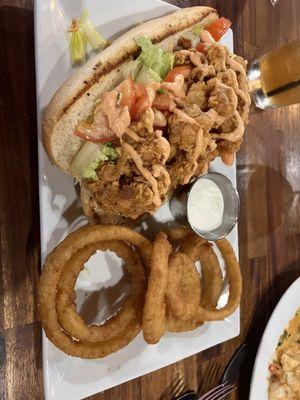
1, 0, 300, 399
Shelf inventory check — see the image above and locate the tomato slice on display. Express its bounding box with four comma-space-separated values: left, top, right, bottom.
134, 82, 147, 98
131, 92, 150, 121
164, 66, 193, 83
152, 93, 172, 111
130, 83, 150, 121
117, 77, 136, 115
74, 116, 117, 143
205, 17, 232, 42
131, 94, 150, 121
196, 42, 206, 53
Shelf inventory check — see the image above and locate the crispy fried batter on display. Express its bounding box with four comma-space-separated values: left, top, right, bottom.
174, 50, 191, 66
207, 79, 238, 118
167, 111, 206, 186
166, 252, 201, 321
186, 82, 207, 108
206, 43, 228, 72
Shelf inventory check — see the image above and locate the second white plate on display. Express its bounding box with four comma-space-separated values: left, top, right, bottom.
250, 276, 300, 400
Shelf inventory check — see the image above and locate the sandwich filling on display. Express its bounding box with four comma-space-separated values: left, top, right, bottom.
70, 17, 251, 224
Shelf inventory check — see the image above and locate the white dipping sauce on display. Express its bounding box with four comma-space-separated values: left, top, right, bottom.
187, 178, 224, 232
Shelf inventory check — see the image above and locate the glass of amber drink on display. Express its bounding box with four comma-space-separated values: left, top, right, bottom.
247, 40, 300, 109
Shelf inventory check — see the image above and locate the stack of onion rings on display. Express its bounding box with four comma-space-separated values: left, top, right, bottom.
38, 224, 242, 356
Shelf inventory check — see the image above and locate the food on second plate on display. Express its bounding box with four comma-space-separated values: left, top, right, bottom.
268, 308, 300, 400
38, 224, 242, 357
43, 6, 251, 225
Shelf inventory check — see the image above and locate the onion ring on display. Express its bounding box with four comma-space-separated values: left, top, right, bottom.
143, 232, 171, 344
198, 243, 223, 310
55, 224, 152, 264
191, 238, 241, 322
166, 252, 200, 321
179, 232, 207, 262
166, 235, 223, 333
166, 226, 190, 243
179, 233, 223, 309
56, 240, 146, 342
38, 225, 152, 358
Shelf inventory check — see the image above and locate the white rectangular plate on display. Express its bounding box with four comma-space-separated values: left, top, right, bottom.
34, 1, 238, 399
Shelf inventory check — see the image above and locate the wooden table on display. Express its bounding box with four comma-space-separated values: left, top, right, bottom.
1, 0, 300, 398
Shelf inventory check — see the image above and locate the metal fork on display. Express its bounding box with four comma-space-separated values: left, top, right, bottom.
163, 378, 236, 400
197, 362, 221, 395
160, 374, 188, 400
165, 344, 246, 400
198, 381, 236, 400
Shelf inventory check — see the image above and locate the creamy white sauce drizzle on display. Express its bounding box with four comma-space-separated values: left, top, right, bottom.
124, 127, 141, 142
162, 74, 187, 99
122, 142, 161, 207
212, 111, 244, 142
173, 108, 199, 125
182, 127, 203, 185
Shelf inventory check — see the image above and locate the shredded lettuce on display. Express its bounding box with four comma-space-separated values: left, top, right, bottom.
135, 64, 162, 85
82, 144, 117, 180
70, 141, 118, 180
135, 36, 174, 79
121, 59, 142, 81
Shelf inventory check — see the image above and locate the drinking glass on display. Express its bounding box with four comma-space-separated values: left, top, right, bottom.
247, 40, 300, 110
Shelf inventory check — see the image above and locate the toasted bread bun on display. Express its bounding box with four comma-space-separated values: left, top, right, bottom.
42, 6, 218, 174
